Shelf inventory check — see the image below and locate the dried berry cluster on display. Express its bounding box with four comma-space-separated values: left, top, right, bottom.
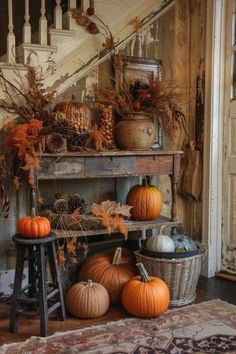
99, 106, 116, 148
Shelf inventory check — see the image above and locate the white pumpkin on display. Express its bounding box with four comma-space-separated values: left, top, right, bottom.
146, 225, 175, 253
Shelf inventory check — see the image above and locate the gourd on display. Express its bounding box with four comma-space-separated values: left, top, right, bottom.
122, 263, 170, 317
146, 225, 175, 253
17, 208, 51, 238
78, 247, 137, 305
171, 233, 198, 252
126, 179, 163, 221
54, 101, 92, 135
65, 279, 109, 319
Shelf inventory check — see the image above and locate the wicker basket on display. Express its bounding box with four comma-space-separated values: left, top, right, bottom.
134, 245, 207, 307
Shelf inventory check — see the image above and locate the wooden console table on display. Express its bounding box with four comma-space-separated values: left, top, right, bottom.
36, 150, 183, 237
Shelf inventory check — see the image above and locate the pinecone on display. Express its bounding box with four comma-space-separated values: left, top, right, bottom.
46, 132, 67, 153
53, 102, 92, 135
67, 193, 86, 214
51, 111, 77, 139
99, 106, 116, 148
52, 198, 70, 214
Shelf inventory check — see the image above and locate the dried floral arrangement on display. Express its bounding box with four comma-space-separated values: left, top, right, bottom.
96, 70, 187, 142
0, 54, 119, 220
44, 198, 132, 265
71, 7, 116, 52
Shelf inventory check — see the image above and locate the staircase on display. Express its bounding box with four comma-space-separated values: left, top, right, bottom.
0, 0, 174, 96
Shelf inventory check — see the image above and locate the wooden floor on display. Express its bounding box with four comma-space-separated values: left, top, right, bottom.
0, 275, 236, 346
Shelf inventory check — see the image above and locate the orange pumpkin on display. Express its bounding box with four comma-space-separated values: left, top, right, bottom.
78, 247, 137, 305
126, 179, 163, 221
122, 263, 170, 317
65, 279, 109, 319
17, 208, 51, 238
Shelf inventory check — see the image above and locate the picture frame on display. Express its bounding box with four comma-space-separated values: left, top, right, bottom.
114, 55, 162, 88
113, 55, 163, 148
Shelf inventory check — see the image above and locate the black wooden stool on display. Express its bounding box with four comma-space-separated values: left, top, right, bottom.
10, 232, 66, 337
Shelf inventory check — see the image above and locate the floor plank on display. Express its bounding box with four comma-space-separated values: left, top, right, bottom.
0, 276, 236, 346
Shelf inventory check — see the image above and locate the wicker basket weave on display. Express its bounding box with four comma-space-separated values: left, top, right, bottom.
134, 245, 207, 307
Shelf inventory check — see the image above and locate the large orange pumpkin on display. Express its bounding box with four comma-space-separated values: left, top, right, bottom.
126, 179, 163, 220
17, 208, 51, 238
65, 279, 109, 319
122, 263, 170, 317
78, 247, 137, 305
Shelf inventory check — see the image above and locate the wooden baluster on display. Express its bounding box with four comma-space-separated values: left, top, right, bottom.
7, 0, 16, 63
152, 20, 159, 59
39, 0, 47, 45
143, 32, 150, 58
67, 0, 77, 30
54, 0, 62, 29
23, 0, 31, 44
81, 0, 90, 13
68, 0, 77, 10
133, 32, 142, 57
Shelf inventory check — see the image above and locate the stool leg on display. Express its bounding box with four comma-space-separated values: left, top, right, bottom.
36, 244, 48, 337
28, 246, 37, 299
47, 241, 66, 321
9, 245, 25, 333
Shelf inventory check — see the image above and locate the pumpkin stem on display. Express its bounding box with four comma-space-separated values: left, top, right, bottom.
31, 207, 36, 220
136, 262, 149, 282
159, 225, 167, 235
142, 178, 148, 186
86, 279, 93, 287
112, 247, 122, 265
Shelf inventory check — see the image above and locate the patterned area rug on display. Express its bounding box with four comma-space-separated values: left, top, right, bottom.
1, 299, 236, 354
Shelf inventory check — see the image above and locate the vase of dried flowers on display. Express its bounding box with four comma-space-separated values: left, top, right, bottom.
115, 112, 156, 150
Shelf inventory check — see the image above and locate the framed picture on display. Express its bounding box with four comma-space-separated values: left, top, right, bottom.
113, 55, 163, 148
114, 55, 162, 88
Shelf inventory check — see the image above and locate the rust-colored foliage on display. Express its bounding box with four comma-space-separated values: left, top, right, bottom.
91, 200, 132, 239
7, 119, 44, 186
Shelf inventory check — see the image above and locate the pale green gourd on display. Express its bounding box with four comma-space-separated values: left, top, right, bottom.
146, 225, 175, 253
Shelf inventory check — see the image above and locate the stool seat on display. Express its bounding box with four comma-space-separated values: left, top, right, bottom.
10, 232, 66, 337
13, 232, 57, 245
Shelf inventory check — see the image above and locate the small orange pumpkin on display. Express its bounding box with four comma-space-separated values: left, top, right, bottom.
17, 208, 51, 238
122, 263, 170, 317
65, 279, 109, 319
126, 179, 163, 221
79, 247, 137, 305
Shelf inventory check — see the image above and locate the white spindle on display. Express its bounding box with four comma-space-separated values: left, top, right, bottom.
39, 0, 47, 45
54, 0, 62, 29
81, 0, 90, 13
67, 0, 77, 30
153, 20, 159, 58
68, 0, 77, 10
133, 32, 142, 57
7, 0, 16, 63
143, 32, 150, 58
23, 0, 31, 43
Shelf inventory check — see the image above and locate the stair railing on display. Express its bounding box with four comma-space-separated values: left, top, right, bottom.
3, 0, 84, 64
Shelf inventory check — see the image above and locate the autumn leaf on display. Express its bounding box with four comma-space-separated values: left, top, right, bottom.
91, 200, 132, 217
91, 200, 130, 238
13, 176, 21, 190
129, 16, 143, 31
37, 196, 44, 205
